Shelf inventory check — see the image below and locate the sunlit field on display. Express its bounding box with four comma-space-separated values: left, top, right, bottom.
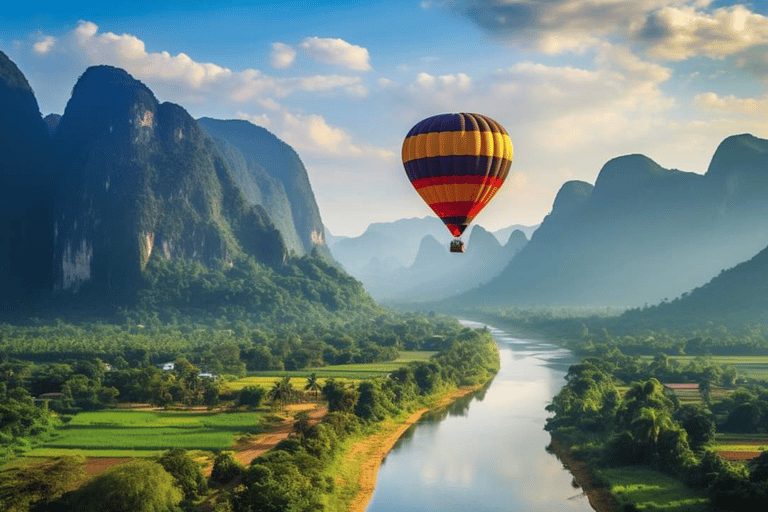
599, 467, 708, 512
227, 350, 438, 389
640, 355, 768, 381
30, 410, 270, 458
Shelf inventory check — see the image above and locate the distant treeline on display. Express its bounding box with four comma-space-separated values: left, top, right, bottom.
463, 307, 768, 356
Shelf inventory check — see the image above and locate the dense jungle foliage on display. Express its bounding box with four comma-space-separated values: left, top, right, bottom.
546, 349, 768, 510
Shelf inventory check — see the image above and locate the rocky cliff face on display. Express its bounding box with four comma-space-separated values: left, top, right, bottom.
52, 66, 286, 294
197, 118, 328, 258
0, 51, 56, 303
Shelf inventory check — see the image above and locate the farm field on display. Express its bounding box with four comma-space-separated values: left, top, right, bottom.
712, 433, 768, 461
29, 410, 273, 458
640, 355, 768, 381
598, 466, 708, 511
227, 350, 437, 390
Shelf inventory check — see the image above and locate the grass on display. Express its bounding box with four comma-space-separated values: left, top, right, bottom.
598, 467, 708, 512
227, 351, 438, 389
640, 355, 768, 381
29, 410, 269, 458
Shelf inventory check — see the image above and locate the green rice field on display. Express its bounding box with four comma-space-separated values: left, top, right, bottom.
599, 467, 708, 511
227, 350, 437, 389
31, 410, 270, 458
641, 355, 768, 381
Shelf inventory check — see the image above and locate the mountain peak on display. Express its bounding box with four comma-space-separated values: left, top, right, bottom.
467, 224, 501, 251
552, 180, 593, 214
0, 50, 34, 93
706, 133, 768, 180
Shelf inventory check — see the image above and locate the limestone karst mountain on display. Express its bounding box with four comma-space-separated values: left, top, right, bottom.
0, 51, 56, 305
455, 135, 768, 307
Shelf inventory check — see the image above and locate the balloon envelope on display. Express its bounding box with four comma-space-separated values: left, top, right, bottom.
402, 113, 513, 237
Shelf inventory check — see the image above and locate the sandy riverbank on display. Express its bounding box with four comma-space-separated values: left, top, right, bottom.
346, 386, 483, 512
547, 437, 618, 512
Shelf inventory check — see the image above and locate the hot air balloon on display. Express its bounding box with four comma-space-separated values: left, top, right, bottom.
402, 113, 514, 253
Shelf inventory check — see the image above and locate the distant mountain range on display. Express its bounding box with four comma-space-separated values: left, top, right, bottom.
620, 242, 768, 331
451, 135, 768, 308
327, 216, 533, 301
0, 52, 339, 313
328, 216, 537, 272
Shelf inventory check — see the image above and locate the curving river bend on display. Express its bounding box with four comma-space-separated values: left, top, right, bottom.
365, 320, 595, 512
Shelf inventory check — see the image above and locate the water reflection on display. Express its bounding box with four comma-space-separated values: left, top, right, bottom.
365, 321, 593, 512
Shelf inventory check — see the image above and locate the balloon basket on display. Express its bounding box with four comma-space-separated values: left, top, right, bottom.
450, 239, 465, 253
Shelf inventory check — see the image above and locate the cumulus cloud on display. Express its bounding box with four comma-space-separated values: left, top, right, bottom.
42, 21, 366, 103
299, 37, 371, 71
637, 4, 768, 60
447, 0, 768, 59
236, 111, 272, 127
279, 111, 393, 159
270, 42, 296, 68
695, 92, 768, 116
33, 35, 56, 55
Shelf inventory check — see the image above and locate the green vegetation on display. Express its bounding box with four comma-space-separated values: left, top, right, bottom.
229, 325, 499, 512
67, 459, 183, 512
545, 348, 768, 511
35, 410, 267, 456
598, 467, 707, 512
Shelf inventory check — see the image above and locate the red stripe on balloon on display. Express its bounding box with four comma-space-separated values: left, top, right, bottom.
411, 175, 504, 190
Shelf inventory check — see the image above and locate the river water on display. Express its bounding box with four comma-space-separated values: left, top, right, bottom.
365, 320, 595, 512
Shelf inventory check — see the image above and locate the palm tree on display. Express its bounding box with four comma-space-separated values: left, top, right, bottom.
304, 373, 321, 399
631, 407, 674, 445
268, 376, 294, 410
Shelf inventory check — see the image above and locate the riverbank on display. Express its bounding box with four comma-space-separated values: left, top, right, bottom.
340, 385, 484, 512
548, 437, 618, 512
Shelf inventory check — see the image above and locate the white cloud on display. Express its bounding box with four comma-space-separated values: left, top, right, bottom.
299, 37, 371, 71
695, 92, 768, 117
236, 111, 272, 127
258, 98, 281, 111
447, 1, 768, 59
270, 42, 296, 69
38, 21, 367, 103
279, 111, 393, 159
291, 74, 362, 92
638, 5, 768, 60
33, 35, 56, 55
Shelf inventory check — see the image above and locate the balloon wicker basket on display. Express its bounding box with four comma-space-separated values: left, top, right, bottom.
450, 239, 465, 253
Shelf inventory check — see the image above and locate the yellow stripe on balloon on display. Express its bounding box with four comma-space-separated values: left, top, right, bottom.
402, 130, 509, 163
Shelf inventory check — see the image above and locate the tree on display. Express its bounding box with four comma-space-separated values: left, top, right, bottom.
631, 407, 674, 446
210, 451, 243, 485
322, 379, 358, 413
304, 373, 321, 398
267, 377, 295, 410
0, 456, 85, 512
238, 386, 266, 408
674, 404, 716, 451
69, 460, 182, 512
157, 448, 207, 500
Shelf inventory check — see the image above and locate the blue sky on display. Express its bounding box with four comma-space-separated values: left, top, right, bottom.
3, 1, 768, 236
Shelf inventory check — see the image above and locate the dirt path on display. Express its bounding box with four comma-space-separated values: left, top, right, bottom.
203, 403, 327, 476
548, 437, 618, 512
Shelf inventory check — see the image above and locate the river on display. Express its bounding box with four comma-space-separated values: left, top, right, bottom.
365, 320, 594, 512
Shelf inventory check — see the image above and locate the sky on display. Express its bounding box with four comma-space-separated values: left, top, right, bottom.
3, 0, 768, 237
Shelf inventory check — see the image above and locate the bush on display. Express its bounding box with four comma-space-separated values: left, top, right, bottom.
210, 451, 243, 485
237, 386, 266, 408
157, 448, 207, 500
